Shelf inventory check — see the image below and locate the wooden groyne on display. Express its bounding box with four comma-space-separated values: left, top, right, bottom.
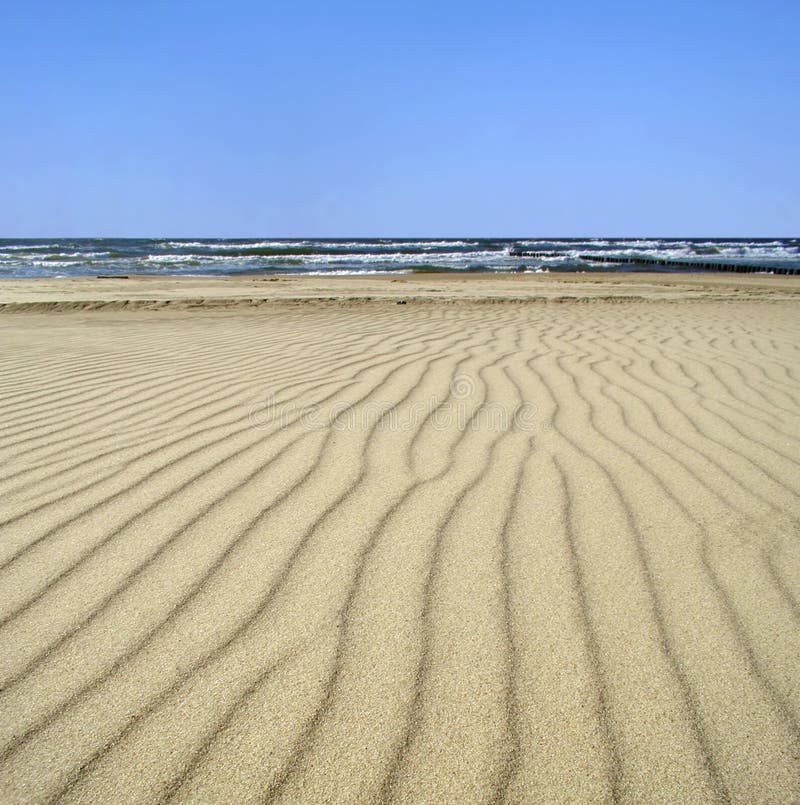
578, 254, 800, 275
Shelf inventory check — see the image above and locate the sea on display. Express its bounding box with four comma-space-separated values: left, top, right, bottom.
1, 238, 798, 278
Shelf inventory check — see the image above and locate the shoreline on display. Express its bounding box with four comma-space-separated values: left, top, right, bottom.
0, 271, 799, 312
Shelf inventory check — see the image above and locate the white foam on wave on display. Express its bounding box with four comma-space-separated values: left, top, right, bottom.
145, 254, 204, 263
62, 251, 111, 258
29, 260, 86, 267
300, 250, 502, 265
162, 240, 477, 251
0, 244, 58, 251
300, 269, 412, 276
163, 240, 311, 250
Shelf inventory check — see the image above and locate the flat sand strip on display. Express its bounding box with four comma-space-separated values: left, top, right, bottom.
0, 271, 799, 310
0, 280, 799, 803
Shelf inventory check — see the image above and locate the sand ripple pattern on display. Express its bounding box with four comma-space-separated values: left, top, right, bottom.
0, 301, 799, 803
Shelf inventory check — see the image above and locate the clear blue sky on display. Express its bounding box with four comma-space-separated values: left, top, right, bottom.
1, 0, 798, 236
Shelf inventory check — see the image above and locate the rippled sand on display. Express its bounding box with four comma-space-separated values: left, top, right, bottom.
0, 275, 799, 803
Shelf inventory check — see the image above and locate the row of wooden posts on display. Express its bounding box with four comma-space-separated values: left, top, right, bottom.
509, 250, 799, 275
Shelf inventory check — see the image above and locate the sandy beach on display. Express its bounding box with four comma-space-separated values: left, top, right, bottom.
0, 273, 798, 803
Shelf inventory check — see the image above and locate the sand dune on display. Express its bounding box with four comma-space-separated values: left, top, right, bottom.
0, 278, 799, 803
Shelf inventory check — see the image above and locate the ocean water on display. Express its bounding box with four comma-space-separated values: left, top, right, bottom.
0, 238, 798, 278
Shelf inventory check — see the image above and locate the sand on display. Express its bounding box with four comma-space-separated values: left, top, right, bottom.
0, 273, 798, 803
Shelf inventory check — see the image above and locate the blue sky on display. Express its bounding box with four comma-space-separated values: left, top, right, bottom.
1, 0, 798, 236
